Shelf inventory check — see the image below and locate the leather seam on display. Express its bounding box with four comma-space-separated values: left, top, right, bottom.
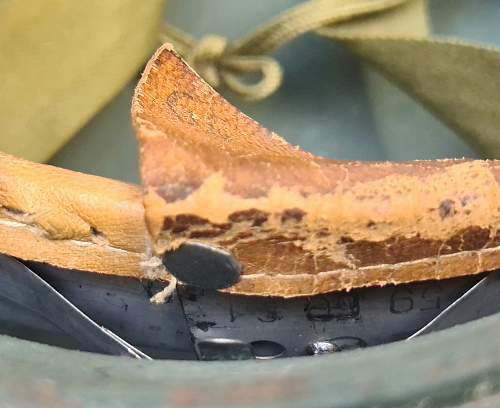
0, 216, 141, 256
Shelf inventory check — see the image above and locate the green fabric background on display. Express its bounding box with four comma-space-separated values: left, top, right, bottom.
0, 0, 164, 163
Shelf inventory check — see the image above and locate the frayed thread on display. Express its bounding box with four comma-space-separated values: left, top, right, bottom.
141, 256, 169, 279
150, 276, 178, 304
140, 256, 176, 304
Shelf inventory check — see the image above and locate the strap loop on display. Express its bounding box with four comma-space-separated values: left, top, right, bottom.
220, 56, 283, 101
182, 35, 283, 100
186, 35, 227, 88
160, 0, 410, 101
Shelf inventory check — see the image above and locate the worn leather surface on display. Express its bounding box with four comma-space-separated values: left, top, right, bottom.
1, 44, 500, 298
133, 45, 500, 297
0, 152, 150, 278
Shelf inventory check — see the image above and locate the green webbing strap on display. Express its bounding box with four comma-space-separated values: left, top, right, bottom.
319, 1, 500, 157
329, 37, 500, 158
161, 0, 500, 157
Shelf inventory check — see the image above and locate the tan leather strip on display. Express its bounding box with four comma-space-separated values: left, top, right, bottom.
0, 151, 150, 278
228, 247, 500, 298
133, 44, 500, 297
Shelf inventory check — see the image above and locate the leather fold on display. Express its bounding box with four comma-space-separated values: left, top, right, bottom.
0, 151, 152, 278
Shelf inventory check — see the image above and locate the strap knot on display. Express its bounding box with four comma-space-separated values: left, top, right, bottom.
186, 35, 228, 88
186, 34, 283, 101
161, 0, 411, 101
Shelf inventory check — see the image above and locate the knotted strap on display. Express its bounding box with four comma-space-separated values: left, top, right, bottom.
161, 0, 500, 157
160, 26, 282, 101
160, 0, 409, 100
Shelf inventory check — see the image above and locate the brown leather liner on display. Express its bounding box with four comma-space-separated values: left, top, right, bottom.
0, 44, 498, 299
0, 152, 150, 278
132, 44, 500, 297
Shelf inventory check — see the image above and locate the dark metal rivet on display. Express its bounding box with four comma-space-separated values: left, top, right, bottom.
163, 242, 241, 290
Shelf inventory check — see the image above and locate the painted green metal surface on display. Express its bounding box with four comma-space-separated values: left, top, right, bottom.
1, 313, 500, 407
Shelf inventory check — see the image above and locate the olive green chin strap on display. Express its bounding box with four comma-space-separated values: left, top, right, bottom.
320, 1, 500, 158
161, 0, 500, 157
330, 37, 500, 158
